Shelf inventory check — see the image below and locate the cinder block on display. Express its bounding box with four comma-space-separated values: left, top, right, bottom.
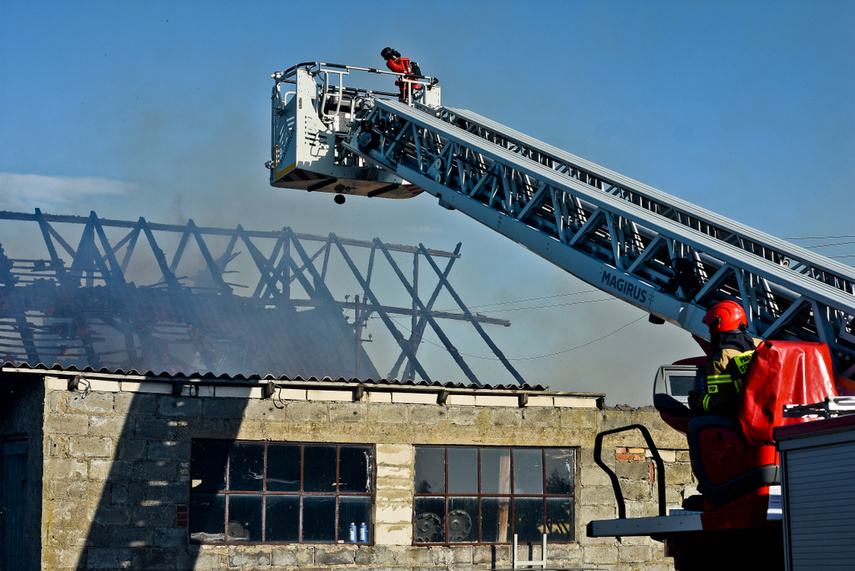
68, 436, 113, 458
47, 413, 90, 435
271, 546, 314, 566
329, 402, 367, 422
287, 401, 329, 422
490, 408, 522, 427
369, 403, 408, 423
409, 405, 447, 425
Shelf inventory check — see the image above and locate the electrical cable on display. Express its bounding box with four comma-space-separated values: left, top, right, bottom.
787, 234, 855, 240
465, 297, 617, 315
365, 292, 617, 321
435, 289, 600, 313
800, 240, 855, 250
388, 314, 646, 362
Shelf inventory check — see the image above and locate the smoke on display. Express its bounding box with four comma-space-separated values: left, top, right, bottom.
0, 173, 135, 211
0, 208, 517, 386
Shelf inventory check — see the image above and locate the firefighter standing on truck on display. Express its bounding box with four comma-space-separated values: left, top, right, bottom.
381, 47, 422, 101
689, 300, 761, 416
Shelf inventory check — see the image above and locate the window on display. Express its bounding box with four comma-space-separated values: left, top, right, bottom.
413, 446, 575, 544
190, 440, 373, 544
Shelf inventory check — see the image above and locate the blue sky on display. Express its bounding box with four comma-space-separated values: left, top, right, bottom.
1, 0, 853, 405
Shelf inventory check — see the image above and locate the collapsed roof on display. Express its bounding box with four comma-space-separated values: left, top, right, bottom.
0, 209, 520, 385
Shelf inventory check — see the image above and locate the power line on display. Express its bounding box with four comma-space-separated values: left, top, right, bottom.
786, 234, 853, 264
436, 289, 600, 313
801, 240, 855, 249
363, 296, 617, 326
501, 316, 647, 361
470, 297, 617, 315
787, 234, 855, 240
389, 314, 646, 362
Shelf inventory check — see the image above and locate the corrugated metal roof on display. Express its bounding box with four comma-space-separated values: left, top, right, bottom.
1, 361, 550, 392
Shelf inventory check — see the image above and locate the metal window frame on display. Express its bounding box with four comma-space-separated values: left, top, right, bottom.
412, 445, 577, 545
189, 439, 375, 545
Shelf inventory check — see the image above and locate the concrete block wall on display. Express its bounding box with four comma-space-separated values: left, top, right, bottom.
27, 375, 696, 570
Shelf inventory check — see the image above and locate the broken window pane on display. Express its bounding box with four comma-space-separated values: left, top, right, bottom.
544, 449, 574, 494
339, 446, 371, 493
546, 497, 574, 542
337, 496, 372, 542
514, 497, 544, 542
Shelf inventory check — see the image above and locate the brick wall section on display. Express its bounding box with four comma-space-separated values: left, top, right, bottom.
32, 378, 696, 570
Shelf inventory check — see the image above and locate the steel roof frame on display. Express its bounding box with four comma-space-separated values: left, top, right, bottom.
0, 209, 514, 383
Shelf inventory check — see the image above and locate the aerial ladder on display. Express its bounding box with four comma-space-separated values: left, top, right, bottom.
268, 62, 855, 569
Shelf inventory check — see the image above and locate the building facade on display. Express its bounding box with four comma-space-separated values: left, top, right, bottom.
1, 366, 694, 570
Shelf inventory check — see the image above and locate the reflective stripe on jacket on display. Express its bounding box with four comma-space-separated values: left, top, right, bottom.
702, 346, 758, 414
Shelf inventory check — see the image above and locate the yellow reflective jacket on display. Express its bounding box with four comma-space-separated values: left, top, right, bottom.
702, 338, 761, 415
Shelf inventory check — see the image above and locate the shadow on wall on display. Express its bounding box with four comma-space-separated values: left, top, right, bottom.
73, 389, 247, 570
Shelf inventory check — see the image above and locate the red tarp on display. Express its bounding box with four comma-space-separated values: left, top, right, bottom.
739, 341, 838, 446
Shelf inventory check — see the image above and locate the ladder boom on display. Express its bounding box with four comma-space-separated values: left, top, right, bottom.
344, 99, 855, 377
440, 106, 855, 288
267, 63, 855, 380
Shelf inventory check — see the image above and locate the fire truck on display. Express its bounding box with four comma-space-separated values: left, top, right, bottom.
266, 62, 855, 570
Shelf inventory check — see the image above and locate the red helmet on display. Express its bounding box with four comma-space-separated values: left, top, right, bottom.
703, 300, 747, 333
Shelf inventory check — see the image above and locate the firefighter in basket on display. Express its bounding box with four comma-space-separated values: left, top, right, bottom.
381, 47, 423, 101
689, 300, 761, 416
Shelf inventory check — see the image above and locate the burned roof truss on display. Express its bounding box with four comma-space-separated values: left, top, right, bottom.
0, 209, 522, 385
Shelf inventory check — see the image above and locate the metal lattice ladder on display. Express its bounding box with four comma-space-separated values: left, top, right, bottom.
344, 98, 855, 380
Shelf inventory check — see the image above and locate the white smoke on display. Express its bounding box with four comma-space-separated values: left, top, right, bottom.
0, 173, 136, 211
